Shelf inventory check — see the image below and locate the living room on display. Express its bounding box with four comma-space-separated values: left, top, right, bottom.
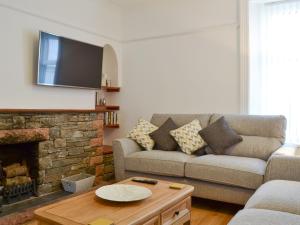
0, 0, 299, 224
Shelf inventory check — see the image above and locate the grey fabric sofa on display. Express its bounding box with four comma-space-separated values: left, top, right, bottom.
113, 114, 293, 205
229, 180, 300, 225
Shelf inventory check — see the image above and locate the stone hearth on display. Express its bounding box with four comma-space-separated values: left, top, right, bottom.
0, 128, 49, 145
0, 111, 104, 195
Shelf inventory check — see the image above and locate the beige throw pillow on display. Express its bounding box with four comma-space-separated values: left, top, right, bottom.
127, 119, 158, 150
170, 119, 206, 155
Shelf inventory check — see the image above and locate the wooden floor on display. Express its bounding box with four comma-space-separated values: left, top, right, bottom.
190, 198, 242, 225
25, 198, 242, 225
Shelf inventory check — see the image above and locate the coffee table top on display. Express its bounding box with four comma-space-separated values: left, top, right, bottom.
34, 178, 194, 225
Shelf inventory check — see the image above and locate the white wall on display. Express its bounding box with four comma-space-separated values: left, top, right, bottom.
0, 0, 122, 109
121, 0, 238, 41
0, 0, 241, 145
113, 0, 240, 141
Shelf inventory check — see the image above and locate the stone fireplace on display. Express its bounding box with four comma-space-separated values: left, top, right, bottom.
0, 110, 104, 197
0, 143, 39, 191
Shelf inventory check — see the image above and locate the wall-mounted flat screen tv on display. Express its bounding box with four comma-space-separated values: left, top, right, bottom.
37, 31, 103, 89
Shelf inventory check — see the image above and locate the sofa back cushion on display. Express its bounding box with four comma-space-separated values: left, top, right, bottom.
210, 114, 286, 160
151, 114, 286, 161
151, 114, 212, 128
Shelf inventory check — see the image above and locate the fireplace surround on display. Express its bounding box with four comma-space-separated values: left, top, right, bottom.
0, 110, 104, 197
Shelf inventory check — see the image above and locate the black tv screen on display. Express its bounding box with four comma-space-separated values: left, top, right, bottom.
37, 31, 103, 89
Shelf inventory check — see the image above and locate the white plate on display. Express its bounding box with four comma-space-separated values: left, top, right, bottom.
95, 184, 152, 202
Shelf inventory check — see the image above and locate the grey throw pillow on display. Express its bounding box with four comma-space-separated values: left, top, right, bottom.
193, 146, 207, 156
199, 116, 243, 155
149, 118, 178, 151
203, 146, 214, 155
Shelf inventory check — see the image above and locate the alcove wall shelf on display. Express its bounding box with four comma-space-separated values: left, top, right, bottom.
101, 86, 120, 92
104, 124, 120, 129
95, 105, 120, 112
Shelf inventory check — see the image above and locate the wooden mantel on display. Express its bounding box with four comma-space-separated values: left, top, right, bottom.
0, 108, 103, 113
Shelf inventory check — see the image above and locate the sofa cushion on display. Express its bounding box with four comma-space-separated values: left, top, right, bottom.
199, 116, 243, 155
209, 114, 286, 160
170, 120, 206, 155
228, 209, 300, 225
210, 114, 286, 140
223, 136, 282, 161
150, 114, 212, 129
245, 180, 300, 215
127, 119, 158, 150
125, 150, 195, 177
185, 155, 266, 189
149, 118, 178, 151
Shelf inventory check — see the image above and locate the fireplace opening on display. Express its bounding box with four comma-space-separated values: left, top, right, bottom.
0, 143, 39, 205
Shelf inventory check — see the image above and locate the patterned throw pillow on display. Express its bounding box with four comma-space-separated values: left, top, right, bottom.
170, 120, 206, 155
127, 119, 158, 150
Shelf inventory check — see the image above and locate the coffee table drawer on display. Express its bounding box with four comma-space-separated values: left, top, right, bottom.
161, 198, 190, 225
142, 216, 159, 225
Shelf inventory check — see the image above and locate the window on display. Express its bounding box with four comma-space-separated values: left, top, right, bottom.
248, 0, 300, 144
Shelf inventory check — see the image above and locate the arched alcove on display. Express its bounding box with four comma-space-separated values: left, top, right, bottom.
102, 44, 118, 87
101, 44, 120, 146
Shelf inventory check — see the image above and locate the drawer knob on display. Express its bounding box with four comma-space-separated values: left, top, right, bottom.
174, 211, 180, 216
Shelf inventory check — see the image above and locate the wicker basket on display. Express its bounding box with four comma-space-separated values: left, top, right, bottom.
61, 173, 95, 193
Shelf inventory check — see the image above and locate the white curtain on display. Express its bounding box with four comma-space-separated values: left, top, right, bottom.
249, 0, 300, 144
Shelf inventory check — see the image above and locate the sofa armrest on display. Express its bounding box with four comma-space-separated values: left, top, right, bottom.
113, 138, 142, 181
264, 146, 300, 182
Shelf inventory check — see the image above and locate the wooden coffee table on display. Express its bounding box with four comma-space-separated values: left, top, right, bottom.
34, 178, 194, 225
